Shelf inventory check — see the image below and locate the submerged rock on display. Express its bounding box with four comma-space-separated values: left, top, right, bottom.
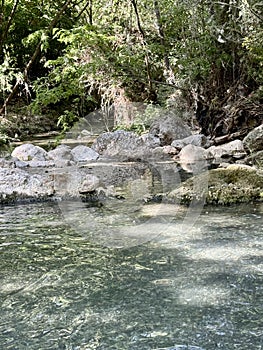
167, 164, 263, 205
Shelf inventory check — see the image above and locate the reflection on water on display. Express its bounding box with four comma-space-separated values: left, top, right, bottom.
0, 201, 262, 349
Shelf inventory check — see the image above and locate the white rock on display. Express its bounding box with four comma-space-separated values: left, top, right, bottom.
79, 174, 100, 193
206, 140, 244, 159
11, 143, 48, 161
177, 144, 208, 173
48, 145, 73, 161
71, 145, 99, 162
179, 144, 208, 162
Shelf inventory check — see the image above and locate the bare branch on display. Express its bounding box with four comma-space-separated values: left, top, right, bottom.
75, 0, 92, 22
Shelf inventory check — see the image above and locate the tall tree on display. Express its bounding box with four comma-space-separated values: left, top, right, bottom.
0, 0, 79, 113
0, 0, 262, 136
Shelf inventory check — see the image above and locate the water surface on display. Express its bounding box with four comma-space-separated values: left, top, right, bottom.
0, 201, 262, 350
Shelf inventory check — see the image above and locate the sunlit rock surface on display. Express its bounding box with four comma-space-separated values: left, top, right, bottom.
1, 131, 262, 205
206, 139, 245, 160
71, 145, 99, 162
0, 168, 53, 203
47, 144, 73, 161
11, 143, 48, 161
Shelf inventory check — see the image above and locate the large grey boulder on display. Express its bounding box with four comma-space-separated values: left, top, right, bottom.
48, 145, 73, 161
206, 139, 245, 159
71, 145, 99, 162
140, 133, 161, 148
11, 143, 48, 161
52, 167, 83, 198
243, 124, 263, 153
171, 134, 210, 149
92, 130, 150, 160
149, 113, 191, 145
0, 168, 53, 203
47, 144, 74, 167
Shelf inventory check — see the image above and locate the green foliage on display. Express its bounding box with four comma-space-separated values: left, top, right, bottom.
243, 29, 263, 84
113, 123, 146, 135
57, 110, 78, 132
113, 104, 162, 135
0, 0, 262, 134
135, 104, 163, 127
22, 30, 50, 53
0, 53, 22, 100
0, 133, 9, 146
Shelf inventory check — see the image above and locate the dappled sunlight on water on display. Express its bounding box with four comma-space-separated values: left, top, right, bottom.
0, 201, 262, 349
184, 244, 263, 262
178, 286, 230, 307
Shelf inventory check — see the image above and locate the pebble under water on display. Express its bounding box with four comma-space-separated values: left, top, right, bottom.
0, 200, 262, 350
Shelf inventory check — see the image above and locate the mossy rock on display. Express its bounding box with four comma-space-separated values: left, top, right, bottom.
245, 150, 263, 169
167, 164, 263, 205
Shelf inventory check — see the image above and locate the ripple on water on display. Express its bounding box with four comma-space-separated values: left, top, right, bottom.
0, 202, 262, 350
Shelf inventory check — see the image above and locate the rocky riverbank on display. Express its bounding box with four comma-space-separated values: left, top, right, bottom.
0, 117, 262, 206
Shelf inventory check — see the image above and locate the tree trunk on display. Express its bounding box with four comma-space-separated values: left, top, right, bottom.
153, 1, 169, 72
130, 0, 154, 99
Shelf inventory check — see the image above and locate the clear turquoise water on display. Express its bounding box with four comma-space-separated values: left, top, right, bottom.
0, 201, 262, 350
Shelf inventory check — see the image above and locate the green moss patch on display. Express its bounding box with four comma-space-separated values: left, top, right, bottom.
168, 164, 263, 205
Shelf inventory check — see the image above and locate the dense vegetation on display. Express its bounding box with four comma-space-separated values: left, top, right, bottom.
0, 0, 262, 139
